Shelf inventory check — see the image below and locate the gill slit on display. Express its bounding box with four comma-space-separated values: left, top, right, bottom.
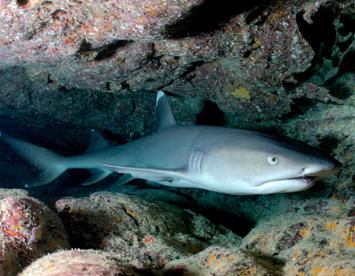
188, 146, 205, 175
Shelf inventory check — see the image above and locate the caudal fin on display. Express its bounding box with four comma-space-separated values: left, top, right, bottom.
0, 132, 67, 187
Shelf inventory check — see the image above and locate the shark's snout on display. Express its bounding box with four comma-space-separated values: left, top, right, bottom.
325, 158, 342, 178
303, 157, 341, 178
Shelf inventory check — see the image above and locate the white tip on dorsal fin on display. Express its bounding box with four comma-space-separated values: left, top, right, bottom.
155, 90, 177, 131
86, 129, 110, 153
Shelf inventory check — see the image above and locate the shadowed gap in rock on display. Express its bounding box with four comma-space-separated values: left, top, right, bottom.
77, 39, 132, 61
281, 7, 353, 120
164, 0, 269, 38
296, 8, 336, 56
195, 100, 225, 126
16, 0, 28, 7
201, 208, 255, 237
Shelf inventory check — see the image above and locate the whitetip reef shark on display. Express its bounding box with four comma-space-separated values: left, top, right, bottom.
0, 91, 340, 194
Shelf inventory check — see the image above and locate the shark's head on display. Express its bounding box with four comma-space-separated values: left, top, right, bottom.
248, 134, 341, 194
203, 130, 341, 195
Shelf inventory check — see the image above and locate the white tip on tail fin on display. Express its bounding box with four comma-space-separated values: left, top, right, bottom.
1, 133, 67, 187
155, 90, 177, 131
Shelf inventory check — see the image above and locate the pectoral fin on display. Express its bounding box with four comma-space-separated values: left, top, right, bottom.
82, 168, 112, 186
101, 164, 186, 180
115, 174, 135, 186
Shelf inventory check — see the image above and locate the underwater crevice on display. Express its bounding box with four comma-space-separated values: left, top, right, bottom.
58, 207, 115, 249
180, 61, 205, 78
279, 98, 317, 120
76, 39, 132, 62
94, 40, 132, 61
159, 60, 208, 90
294, 7, 354, 89
281, 7, 353, 121
246, 251, 285, 275
16, 0, 28, 6
245, 5, 269, 25
143, 43, 164, 69
195, 100, 225, 126
317, 135, 340, 156
120, 80, 131, 91
296, 8, 336, 56
202, 209, 255, 237
163, 0, 269, 38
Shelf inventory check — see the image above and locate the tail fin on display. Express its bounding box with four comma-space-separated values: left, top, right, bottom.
0, 132, 67, 187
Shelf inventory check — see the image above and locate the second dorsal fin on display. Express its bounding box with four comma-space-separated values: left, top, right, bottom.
86, 130, 110, 153
155, 91, 177, 131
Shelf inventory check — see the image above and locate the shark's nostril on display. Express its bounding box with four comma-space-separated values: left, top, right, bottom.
333, 164, 341, 175
333, 159, 342, 169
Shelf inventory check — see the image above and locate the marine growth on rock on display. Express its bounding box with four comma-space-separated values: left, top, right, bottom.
0, 0, 353, 275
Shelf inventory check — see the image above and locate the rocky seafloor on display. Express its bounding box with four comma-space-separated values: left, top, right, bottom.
0, 0, 354, 275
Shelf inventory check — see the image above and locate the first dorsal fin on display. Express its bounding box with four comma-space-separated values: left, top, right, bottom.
86, 129, 110, 153
155, 91, 177, 131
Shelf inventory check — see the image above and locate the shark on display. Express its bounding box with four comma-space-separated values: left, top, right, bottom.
0, 91, 341, 195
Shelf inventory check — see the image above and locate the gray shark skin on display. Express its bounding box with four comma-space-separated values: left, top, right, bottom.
0, 91, 341, 195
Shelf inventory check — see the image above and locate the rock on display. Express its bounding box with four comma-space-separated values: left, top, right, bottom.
163, 246, 284, 276
242, 212, 355, 275
1, 0, 346, 130
19, 249, 142, 276
0, 195, 69, 275
0, 0, 353, 194
0, 188, 29, 199
0, 0, 353, 275
55, 192, 241, 270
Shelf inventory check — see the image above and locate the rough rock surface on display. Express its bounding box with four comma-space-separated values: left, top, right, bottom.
0, 188, 29, 199
0, 195, 69, 276
55, 192, 241, 270
163, 246, 284, 275
1, 0, 353, 135
0, 0, 353, 275
242, 212, 355, 275
19, 249, 141, 276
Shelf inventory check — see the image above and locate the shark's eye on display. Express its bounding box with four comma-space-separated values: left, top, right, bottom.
268, 156, 279, 165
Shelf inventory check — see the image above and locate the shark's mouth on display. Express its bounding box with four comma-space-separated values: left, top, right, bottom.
290, 176, 316, 189
278, 176, 316, 187
263, 176, 315, 185
258, 176, 316, 194
289, 176, 315, 185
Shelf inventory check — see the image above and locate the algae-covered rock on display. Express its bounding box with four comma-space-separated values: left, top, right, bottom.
0, 0, 353, 275
242, 212, 355, 275
19, 249, 141, 276
0, 195, 69, 275
0, 0, 313, 109
0, 188, 29, 199
55, 192, 241, 270
1, 0, 350, 136
163, 246, 283, 276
